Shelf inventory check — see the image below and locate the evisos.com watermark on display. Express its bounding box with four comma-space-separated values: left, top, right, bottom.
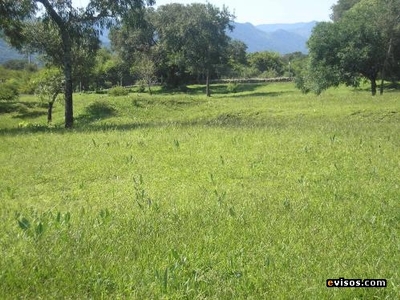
326, 278, 387, 288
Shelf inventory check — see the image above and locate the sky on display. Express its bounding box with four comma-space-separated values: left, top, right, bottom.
73, 0, 337, 25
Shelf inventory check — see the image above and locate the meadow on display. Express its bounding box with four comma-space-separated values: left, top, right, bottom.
0, 82, 399, 299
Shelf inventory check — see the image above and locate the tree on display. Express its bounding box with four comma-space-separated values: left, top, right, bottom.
109, 7, 157, 67
282, 52, 308, 78
299, 0, 400, 95
223, 40, 248, 78
109, 7, 157, 88
131, 54, 157, 94
375, 0, 400, 93
33, 67, 63, 123
92, 48, 114, 89
0, 0, 155, 128
182, 3, 234, 96
23, 20, 98, 92
0, 80, 19, 101
110, 3, 235, 93
154, 3, 234, 95
303, 21, 352, 94
248, 51, 284, 78
330, 0, 361, 21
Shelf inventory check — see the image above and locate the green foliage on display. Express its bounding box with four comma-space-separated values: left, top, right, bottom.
226, 82, 239, 93
131, 54, 156, 94
0, 79, 19, 101
19, 80, 37, 95
0, 64, 38, 95
282, 52, 307, 78
92, 48, 126, 89
83, 101, 117, 120
136, 79, 146, 93
302, 0, 400, 95
0, 0, 156, 127
2, 59, 37, 71
112, 3, 234, 91
260, 69, 279, 79
108, 86, 129, 96
330, 0, 361, 21
33, 67, 64, 103
248, 51, 284, 77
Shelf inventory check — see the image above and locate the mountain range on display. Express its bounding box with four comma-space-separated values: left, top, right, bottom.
0, 21, 317, 64
228, 21, 316, 54
0, 39, 26, 64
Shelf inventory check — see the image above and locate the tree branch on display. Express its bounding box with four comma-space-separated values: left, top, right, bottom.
36, 0, 65, 28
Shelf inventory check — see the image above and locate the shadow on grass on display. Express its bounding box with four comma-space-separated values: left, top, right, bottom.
349, 82, 400, 94
227, 91, 292, 99
0, 90, 297, 136
0, 101, 46, 114
383, 81, 400, 92
186, 84, 294, 99
0, 113, 289, 136
156, 83, 265, 96
132, 96, 206, 109
185, 83, 262, 95
75, 101, 118, 123
13, 110, 47, 119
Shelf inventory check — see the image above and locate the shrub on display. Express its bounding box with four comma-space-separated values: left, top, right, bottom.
260, 68, 279, 79
108, 86, 129, 97
0, 80, 19, 101
136, 80, 146, 93
227, 82, 239, 93
19, 80, 37, 95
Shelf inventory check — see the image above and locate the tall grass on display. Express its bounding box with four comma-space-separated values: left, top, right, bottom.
0, 83, 399, 298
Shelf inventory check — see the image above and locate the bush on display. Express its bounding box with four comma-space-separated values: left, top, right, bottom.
108, 86, 129, 97
260, 68, 280, 79
136, 80, 146, 93
0, 80, 19, 101
227, 82, 240, 93
19, 80, 37, 95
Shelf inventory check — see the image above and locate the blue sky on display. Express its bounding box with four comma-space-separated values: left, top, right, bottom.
73, 0, 337, 24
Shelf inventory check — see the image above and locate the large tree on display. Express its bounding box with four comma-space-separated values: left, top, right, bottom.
111, 3, 234, 94
299, 0, 400, 95
376, 0, 400, 93
0, 0, 154, 128
22, 19, 99, 92
177, 3, 234, 96
248, 51, 285, 77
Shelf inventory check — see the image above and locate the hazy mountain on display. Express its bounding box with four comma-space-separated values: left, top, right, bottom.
256, 21, 317, 37
0, 39, 25, 64
228, 21, 317, 54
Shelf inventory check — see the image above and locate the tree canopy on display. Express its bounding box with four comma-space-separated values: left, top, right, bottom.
0, 0, 155, 128
330, 0, 361, 21
109, 3, 234, 95
298, 0, 400, 95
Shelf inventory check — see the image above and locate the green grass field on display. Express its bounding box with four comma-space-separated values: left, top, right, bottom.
1, 83, 399, 298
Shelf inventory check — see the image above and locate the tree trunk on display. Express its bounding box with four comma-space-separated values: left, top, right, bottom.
371, 78, 377, 96
36, 0, 73, 127
48, 101, 53, 124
